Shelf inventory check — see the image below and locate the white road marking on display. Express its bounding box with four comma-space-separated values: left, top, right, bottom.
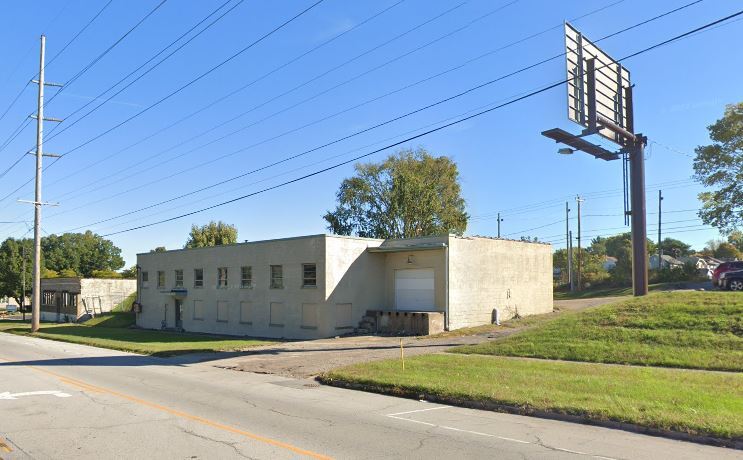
386, 405, 451, 417
385, 409, 619, 459
0, 390, 72, 400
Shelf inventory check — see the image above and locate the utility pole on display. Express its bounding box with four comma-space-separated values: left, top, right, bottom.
497, 213, 503, 238
657, 189, 663, 269
22, 245, 26, 322
27, 35, 63, 333
565, 202, 573, 290
568, 230, 574, 291
575, 195, 584, 290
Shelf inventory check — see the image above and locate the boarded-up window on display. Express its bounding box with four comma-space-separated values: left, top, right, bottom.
157, 271, 165, 288
193, 300, 204, 320
217, 301, 229, 322
270, 302, 284, 327
335, 303, 353, 329
302, 303, 318, 329
240, 301, 252, 324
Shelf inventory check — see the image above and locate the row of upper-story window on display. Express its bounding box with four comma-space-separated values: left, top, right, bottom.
141, 264, 317, 290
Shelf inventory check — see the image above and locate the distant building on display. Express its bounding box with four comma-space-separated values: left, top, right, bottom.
40, 277, 137, 323
649, 254, 684, 270
603, 256, 618, 271
136, 234, 553, 338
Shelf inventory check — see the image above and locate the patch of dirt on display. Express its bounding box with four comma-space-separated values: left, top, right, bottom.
199, 296, 625, 379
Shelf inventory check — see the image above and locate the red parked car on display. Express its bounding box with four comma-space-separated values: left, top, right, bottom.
712, 261, 743, 287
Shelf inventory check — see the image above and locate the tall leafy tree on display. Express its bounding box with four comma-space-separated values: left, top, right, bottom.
0, 238, 33, 306
185, 221, 238, 248
324, 149, 468, 238
658, 237, 692, 258
42, 231, 125, 277
693, 102, 743, 234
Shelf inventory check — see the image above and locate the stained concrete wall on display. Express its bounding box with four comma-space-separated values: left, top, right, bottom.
447, 236, 553, 330
137, 235, 385, 339
39, 277, 136, 322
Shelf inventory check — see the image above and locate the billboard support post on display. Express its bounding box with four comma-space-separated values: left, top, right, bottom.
542, 22, 648, 296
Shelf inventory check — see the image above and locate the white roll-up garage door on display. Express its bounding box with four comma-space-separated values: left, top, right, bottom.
395, 268, 435, 311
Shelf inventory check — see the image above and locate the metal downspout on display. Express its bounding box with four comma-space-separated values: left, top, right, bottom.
445, 243, 450, 331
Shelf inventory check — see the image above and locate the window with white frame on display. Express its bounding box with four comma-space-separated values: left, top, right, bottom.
217, 267, 228, 288
194, 268, 203, 288
302, 263, 317, 288
175, 269, 184, 287
270, 265, 283, 289
157, 271, 165, 289
241, 266, 252, 288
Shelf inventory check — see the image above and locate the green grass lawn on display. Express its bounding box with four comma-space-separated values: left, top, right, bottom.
322, 354, 743, 440
323, 291, 743, 441
0, 319, 274, 356
82, 311, 137, 328
455, 291, 743, 371
552, 282, 682, 300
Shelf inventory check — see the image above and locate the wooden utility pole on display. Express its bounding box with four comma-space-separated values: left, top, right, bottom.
575, 195, 584, 290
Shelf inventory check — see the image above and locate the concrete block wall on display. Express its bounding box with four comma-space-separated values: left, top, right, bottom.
447, 236, 553, 330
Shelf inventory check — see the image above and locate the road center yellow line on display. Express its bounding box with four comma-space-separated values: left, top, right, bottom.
0, 356, 331, 459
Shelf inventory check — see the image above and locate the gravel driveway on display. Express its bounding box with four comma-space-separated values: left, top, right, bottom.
190, 296, 626, 378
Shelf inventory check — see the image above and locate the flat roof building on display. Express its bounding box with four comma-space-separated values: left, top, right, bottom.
136, 234, 552, 339
40, 277, 137, 323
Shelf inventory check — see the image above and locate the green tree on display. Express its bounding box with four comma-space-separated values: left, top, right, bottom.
714, 242, 742, 260
658, 237, 692, 258
728, 230, 743, 253
41, 231, 124, 277
693, 102, 743, 234
324, 149, 468, 238
0, 238, 33, 306
151, 246, 166, 253
184, 221, 238, 248
58, 268, 77, 277
553, 247, 608, 288
91, 269, 123, 279
121, 266, 138, 279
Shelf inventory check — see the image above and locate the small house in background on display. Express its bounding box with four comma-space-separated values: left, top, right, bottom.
40, 277, 137, 323
649, 254, 684, 270
602, 256, 618, 271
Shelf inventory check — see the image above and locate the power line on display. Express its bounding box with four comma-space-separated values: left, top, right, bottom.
0, 0, 166, 161
43, 0, 407, 197
54, 0, 625, 201
0, 0, 326, 207
96, 9, 743, 237
40, 0, 243, 146
41, 0, 694, 225
45, 0, 468, 198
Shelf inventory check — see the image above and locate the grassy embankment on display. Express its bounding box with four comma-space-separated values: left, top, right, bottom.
0, 313, 274, 356
323, 292, 743, 440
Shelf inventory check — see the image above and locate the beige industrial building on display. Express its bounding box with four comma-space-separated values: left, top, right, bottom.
40, 277, 137, 322
135, 234, 552, 339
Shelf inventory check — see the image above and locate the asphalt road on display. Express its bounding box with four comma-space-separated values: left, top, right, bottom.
0, 333, 737, 460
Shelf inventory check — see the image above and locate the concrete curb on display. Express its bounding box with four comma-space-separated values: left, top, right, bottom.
317, 376, 743, 450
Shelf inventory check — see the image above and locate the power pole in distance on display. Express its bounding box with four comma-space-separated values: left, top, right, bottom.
576, 195, 584, 291
657, 189, 663, 268
26, 35, 63, 333
568, 230, 574, 292
497, 213, 503, 238
22, 245, 26, 322
565, 202, 573, 290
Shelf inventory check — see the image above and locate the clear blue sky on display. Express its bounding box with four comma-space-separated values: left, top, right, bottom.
0, 0, 740, 267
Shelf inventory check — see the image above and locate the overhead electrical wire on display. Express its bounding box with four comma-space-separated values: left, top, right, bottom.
94, 9, 743, 237
40, 0, 696, 227
0, 0, 166, 160
45, 0, 407, 193
49, 0, 524, 206
49, 0, 623, 201
0, 0, 325, 209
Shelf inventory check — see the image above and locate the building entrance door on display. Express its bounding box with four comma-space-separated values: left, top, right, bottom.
174, 299, 183, 330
